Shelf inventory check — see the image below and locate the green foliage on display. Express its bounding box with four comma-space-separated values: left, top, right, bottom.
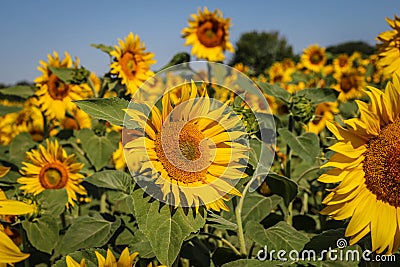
76, 128, 120, 171
0, 85, 35, 99
22, 215, 60, 254
245, 221, 310, 252
132, 188, 206, 266
56, 213, 121, 255
74, 97, 129, 126
230, 31, 295, 75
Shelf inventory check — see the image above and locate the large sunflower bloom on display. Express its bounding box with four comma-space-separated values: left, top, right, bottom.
124, 81, 248, 212
181, 7, 234, 62
300, 44, 326, 72
34, 51, 93, 120
319, 74, 400, 254
110, 32, 156, 96
17, 139, 87, 207
377, 15, 400, 76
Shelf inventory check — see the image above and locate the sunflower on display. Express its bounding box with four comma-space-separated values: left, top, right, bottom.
333, 69, 365, 102
182, 7, 234, 61
377, 15, 400, 76
34, 51, 93, 120
124, 81, 248, 212
301, 44, 326, 72
110, 32, 156, 97
50, 107, 92, 136
307, 102, 338, 134
0, 178, 34, 267
333, 54, 352, 73
66, 247, 138, 267
319, 74, 400, 254
17, 139, 87, 207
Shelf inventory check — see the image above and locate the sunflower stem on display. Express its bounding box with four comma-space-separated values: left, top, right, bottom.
235, 180, 252, 256
20, 224, 30, 267
285, 114, 294, 225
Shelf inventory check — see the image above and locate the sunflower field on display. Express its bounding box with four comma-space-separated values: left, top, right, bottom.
1, 6, 400, 267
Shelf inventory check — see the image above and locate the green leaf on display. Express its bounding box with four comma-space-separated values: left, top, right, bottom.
278, 129, 320, 163
257, 82, 291, 103
91, 43, 114, 54
9, 132, 36, 168
57, 214, 121, 255
132, 189, 206, 266
246, 221, 310, 253
0, 85, 35, 99
303, 228, 346, 253
266, 173, 298, 206
0, 105, 22, 116
74, 97, 129, 126
294, 88, 339, 104
53, 248, 103, 267
85, 170, 132, 191
48, 66, 75, 84
242, 193, 282, 228
77, 129, 120, 171
22, 215, 59, 254
38, 189, 68, 216
206, 212, 237, 231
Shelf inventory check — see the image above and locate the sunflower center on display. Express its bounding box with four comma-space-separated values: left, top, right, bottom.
48, 73, 70, 100
197, 20, 224, 48
363, 117, 400, 207
155, 122, 211, 184
340, 72, 359, 93
39, 162, 68, 189
121, 52, 137, 78
310, 53, 323, 64
63, 117, 79, 130
338, 56, 348, 68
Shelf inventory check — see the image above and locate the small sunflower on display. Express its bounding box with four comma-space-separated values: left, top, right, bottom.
17, 139, 87, 207
110, 32, 156, 96
333, 69, 365, 102
301, 44, 326, 72
182, 7, 234, 61
307, 102, 338, 134
66, 247, 138, 267
34, 51, 93, 120
377, 15, 400, 76
319, 74, 400, 254
333, 54, 352, 73
124, 81, 248, 212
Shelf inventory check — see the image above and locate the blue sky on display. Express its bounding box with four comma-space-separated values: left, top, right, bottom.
0, 1, 399, 84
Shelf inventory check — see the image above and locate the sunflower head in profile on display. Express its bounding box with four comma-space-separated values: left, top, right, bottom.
333, 69, 365, 102
319, 73, 400, 254
110, 32, 156, 97
34, 51, 93, 120
17, 139, 87, 207
306, 102, 338, 134
124, 81, 248, 212
181, 7, 234, 62
301, 44, 326, 72
377, 15, 400, 76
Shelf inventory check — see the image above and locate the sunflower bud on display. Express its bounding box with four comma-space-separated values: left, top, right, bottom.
290, 95, 315, 123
